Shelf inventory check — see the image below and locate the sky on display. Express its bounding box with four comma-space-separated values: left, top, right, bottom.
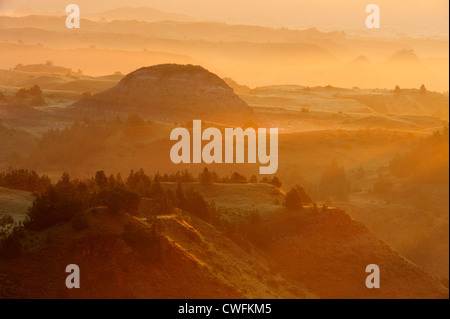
0, 0, 448, 37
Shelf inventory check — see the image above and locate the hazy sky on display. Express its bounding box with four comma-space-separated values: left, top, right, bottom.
1, 0, 448, 36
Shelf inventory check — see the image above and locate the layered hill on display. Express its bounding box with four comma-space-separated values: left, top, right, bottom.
71, 64, 253, 124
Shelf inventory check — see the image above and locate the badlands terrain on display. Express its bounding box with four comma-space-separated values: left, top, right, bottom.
0, 7, 448, 298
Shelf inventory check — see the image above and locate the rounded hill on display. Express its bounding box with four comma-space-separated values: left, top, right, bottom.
72, 64, 253, 124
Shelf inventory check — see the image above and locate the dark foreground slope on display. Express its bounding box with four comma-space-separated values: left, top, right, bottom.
0, 183, 447, 299
0, 208, 313, 299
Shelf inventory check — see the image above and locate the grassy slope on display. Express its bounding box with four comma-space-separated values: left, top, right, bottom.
0, 187, 34, 223
337, 186, 449, 286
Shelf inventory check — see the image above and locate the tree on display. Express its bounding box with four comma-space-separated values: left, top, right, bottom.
394, 85, 401, 94
420, 84, 427, 94
95, 171, 108, 189
28, 84, 42, 97
16, 88, 28, 99
230, 172, 247, 183
199, 167, 213, 185
249, 175, 258, 183
285, 187, 303, 210
260, 176, 270, 184
15, 85, 46, 105
103, 187, 140, 215
270, 176, 282, 188
30, 95, 46, 106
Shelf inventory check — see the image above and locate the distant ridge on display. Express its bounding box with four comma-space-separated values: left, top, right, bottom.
86, 6, 196, 22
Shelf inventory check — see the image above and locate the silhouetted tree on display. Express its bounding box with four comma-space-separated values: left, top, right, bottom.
420, 84, 427, 94
16, 88, 28, 99
95, 171, 108, 189
230, 172, 247, 183
199, 167, 213, 185
270, 176, 282, 188
285, 187, 304, 210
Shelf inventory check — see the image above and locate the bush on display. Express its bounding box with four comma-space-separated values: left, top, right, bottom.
15, 85, 46, 105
